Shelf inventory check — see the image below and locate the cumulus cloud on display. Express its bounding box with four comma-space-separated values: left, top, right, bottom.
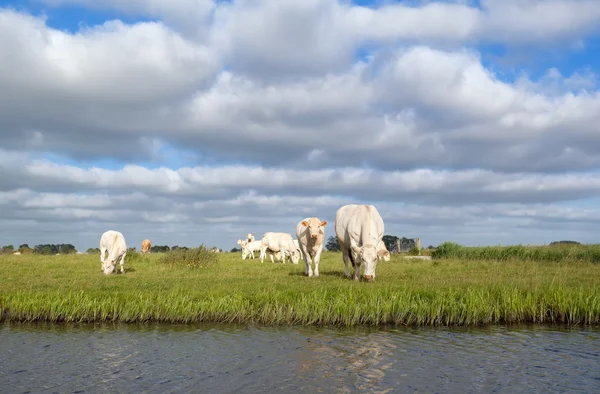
0, 2, 599, 249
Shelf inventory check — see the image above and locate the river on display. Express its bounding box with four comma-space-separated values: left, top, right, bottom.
1, 323, 599, 393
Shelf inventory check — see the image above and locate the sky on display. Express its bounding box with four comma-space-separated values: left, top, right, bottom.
1, 0, 600, 252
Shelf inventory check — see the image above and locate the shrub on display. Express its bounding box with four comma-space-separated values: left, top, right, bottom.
430, 241, 600, 263
408, 246, 421, 256
158, 245, 218, 269
431, 241, 462, 259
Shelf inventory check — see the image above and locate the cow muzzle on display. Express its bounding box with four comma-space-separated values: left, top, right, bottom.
311, 234, 318, 239
364, 275, 374, 281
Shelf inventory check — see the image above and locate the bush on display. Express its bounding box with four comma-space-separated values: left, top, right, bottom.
158, 245, 218, 269
431, 241, 462, 259
125, 249, 144, 264
430, 241, 600, 263
408, 246, 421, 256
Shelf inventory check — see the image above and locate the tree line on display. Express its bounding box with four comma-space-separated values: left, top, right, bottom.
0, 244, 77, 255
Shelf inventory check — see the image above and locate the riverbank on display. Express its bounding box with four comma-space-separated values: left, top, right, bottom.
1, 251, 598, 326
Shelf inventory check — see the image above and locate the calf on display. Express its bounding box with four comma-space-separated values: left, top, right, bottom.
296, 217, 328, 277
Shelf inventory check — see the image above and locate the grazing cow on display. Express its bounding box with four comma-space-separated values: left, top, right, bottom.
334, 204, 385, 281
99, 230, 127, 275
264, 249, 284, 263
241, 240, 262, 260
141, 239, 151, 253
259, 232, 300, 264
13, 251, 21, 255
377, 240, 391, 262
296, 217, 328, 277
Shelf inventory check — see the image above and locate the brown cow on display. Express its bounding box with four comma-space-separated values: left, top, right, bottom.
141, 239, 152, 253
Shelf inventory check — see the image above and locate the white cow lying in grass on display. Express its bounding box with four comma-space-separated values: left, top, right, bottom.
100, 230, 127, 275
260, 232, 300, 264
296, 217, 328, 277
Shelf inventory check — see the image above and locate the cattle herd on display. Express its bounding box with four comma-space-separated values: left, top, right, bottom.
99, 204, 392, 281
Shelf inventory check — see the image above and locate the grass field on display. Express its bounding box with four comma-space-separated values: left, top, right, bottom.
0, 248, 599, 327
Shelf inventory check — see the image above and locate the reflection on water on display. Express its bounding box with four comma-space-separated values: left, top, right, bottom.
1, 322, 599, 393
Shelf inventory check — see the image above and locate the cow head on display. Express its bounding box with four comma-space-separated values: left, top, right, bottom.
351, 244, 378, 281
287, 248, 301, 265
301, 217, 328, 241
241, 248, 250, 260
103, 257, 117, 275
246, 233, 255, 243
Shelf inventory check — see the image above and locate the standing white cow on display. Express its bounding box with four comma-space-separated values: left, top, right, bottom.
334, 204, 385, 281
99, 230, 127, 275
241, 240, 263, 260
296, 217, 328, 277
259, 232, 300, 264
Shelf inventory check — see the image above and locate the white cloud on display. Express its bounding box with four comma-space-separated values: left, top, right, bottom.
0, 2, 599, 249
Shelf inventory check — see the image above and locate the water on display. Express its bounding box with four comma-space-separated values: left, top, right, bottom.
1, 323, 599, 393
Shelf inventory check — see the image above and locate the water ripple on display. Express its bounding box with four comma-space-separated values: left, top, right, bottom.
0, 323, 598, 393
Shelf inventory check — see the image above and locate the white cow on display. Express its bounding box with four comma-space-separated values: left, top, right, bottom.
264, 249, 284, 263
334, 204, 385, 281
99, 230, 127, 275
377, 240, 391, 262
259, 232, 300, 264
246, 233, 255, 243
241, 240, 262, 260
296, 217, 328, 277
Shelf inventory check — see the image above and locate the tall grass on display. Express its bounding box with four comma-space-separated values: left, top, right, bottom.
0, 250, 598, 327
157, 246, 218, 269
432, 242, 600, 263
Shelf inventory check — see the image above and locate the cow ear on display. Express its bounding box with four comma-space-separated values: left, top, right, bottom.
352, 245, 361, 254
320, 221, 328, 226
301, 221, 309, 227
377, 250, 387, 256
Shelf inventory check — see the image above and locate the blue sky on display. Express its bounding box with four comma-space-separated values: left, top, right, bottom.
1, 0, 600, 251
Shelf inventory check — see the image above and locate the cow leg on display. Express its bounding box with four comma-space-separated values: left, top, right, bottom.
100, 247, 107, 271
270, 253, 274, 263
259, 247, 266, 263
118, 252, 126, 274
313, 248, 323, 277
281, 248, 287, 264
347, 250, 360, 281
302, 250, 312, 276
341, 248, 351, 278
306, 254, 313, 277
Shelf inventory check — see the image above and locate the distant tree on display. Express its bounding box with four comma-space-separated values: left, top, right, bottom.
34, 244, 57, 255
1, 245, 14, 254
58, 244, 77, 254
325, 236, 340, 252
549, 240, 581, 246
18, 244, 32, 254
87, 248, 100, 255
150, 245, 170, 253
230, 247, 241, 253
382, 235, 399, 253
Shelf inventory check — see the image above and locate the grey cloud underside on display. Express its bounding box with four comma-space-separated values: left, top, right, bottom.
1, 3, 600, 249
